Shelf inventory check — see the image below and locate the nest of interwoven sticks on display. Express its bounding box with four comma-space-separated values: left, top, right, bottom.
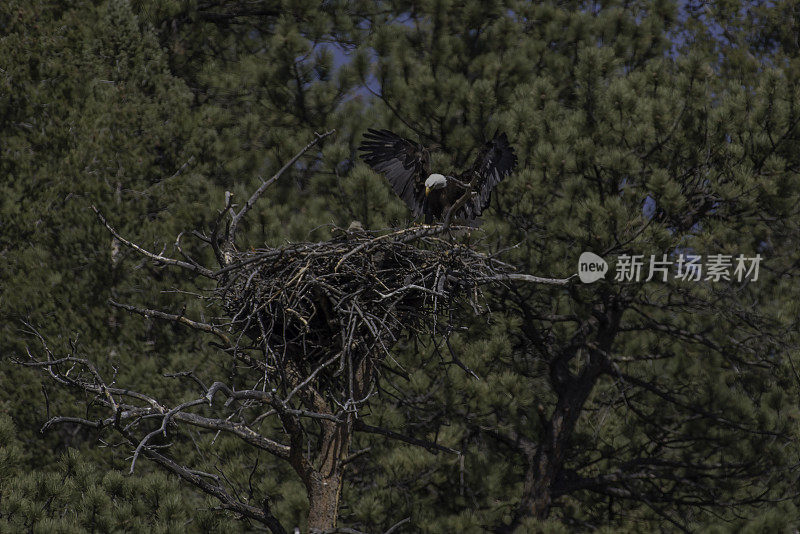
215, 225, 516, 391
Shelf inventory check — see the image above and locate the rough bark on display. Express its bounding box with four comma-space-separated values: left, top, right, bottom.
306, 420, 351, 532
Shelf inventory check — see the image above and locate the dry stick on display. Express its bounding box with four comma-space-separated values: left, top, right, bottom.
20, 354, 166, 410
91, 205, 216, 278
144, 156, 196, 192
334, 232, 395, 272
477, 273, 575, 286
23, 354, 287, 460
205, 383, 344, 424
355, 420, 460, 455
384, 517, 411, 534
110, 299, 233, 346
334, 225, 451, 271
20, 336, 125, 411
284, 350, 343, 404
129, 397, 208, 474
376, 283, 444, 300
171, 411, 290, 458
174, 231, 208, 272
35, 357, 292, 459
227, 129, 336, 244
396, 223, 453, 244
164, 370, 208, 393
116, 426, 289, 534
213, 244, 307, 278
44, 395, 292, 460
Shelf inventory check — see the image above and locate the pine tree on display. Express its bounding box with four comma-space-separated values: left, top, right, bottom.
1, 0, 370, 531
4, 1, 800, 532
0, 413, 242, 533
338, 1, 800, 531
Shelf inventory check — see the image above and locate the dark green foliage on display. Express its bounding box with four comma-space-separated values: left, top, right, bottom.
0, 413, 237, 533
3, 0, 800, 532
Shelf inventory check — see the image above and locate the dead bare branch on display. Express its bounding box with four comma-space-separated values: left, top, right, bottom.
354, 421, 460, 456
110, 299, 232, 346
227, 129, 336, 248
91, 205, 215, 277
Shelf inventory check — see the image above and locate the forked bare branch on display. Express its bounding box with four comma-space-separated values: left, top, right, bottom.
91, 205, 215, 278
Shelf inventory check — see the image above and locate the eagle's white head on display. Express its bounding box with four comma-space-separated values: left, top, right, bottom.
425, 173, 447, 195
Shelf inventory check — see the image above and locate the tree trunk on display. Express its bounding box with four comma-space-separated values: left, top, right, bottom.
290, 352, 372, 532
306, 470, 344, 532
515, 309, 621, 525
304, 417, 351, 532
518, 398, 575, 521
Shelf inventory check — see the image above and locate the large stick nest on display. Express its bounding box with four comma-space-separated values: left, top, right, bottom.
217, 226, 514, 383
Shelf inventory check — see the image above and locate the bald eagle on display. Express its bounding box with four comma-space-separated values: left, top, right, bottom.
359, 129, 517, 224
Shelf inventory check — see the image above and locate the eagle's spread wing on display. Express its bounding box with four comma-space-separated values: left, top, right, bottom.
359, 129, 428, 217
460, 132, 517, 219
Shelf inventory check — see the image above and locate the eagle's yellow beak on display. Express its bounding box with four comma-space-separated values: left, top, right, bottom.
425, 186, 431, 196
